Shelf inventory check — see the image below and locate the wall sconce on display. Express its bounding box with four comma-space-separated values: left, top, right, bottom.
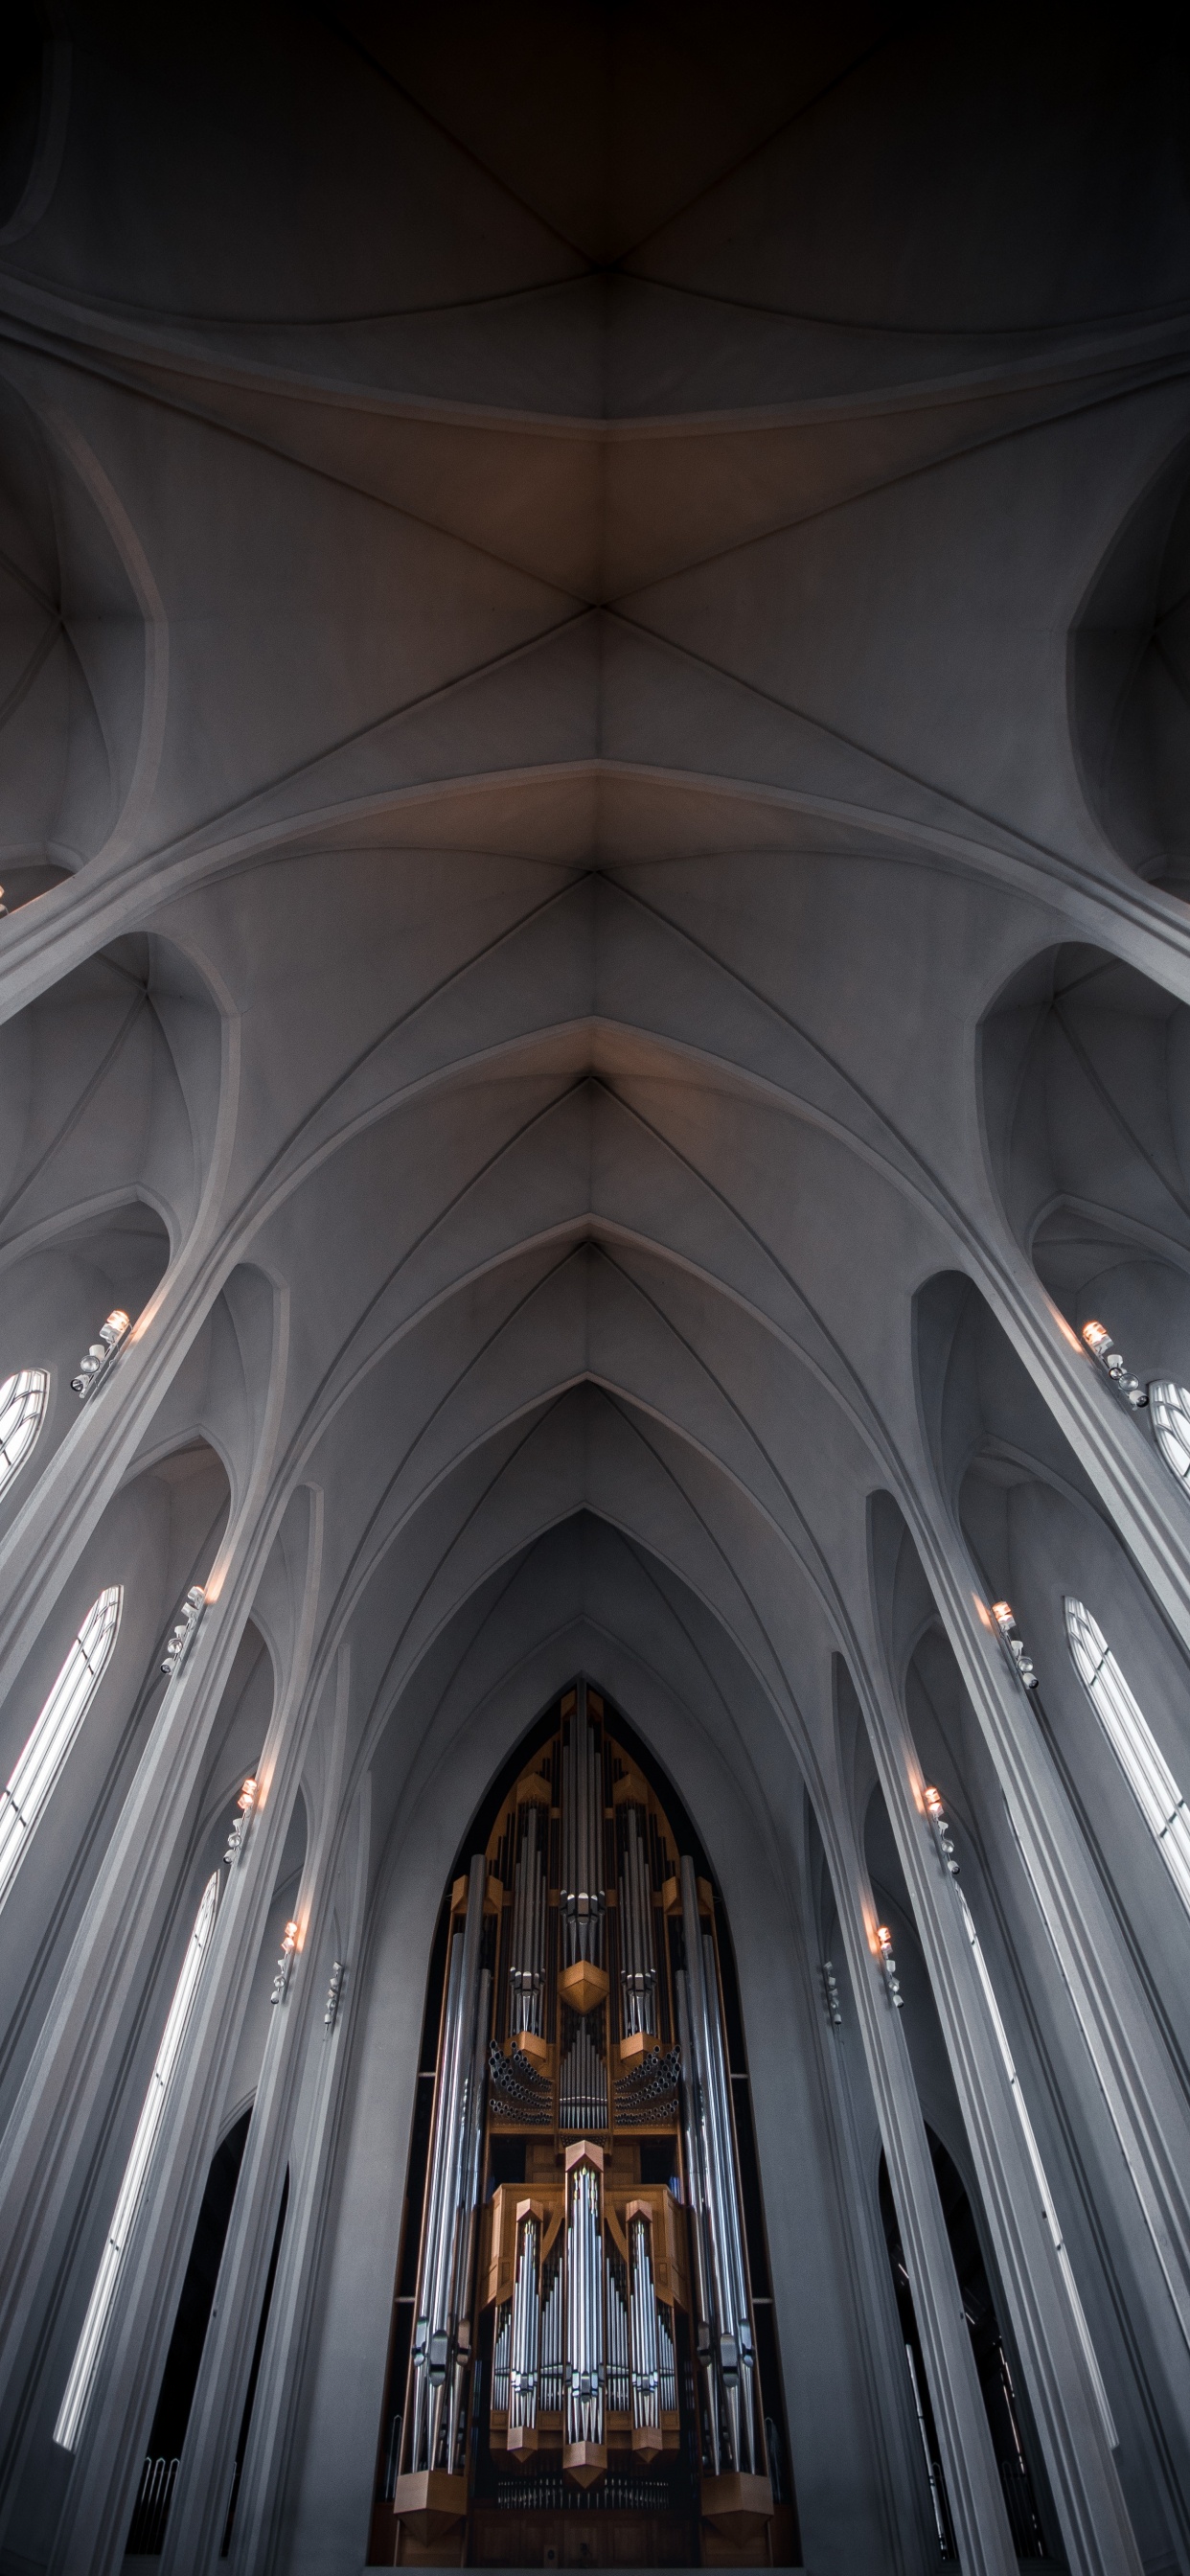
1082, 1321, 1148, 1410
223, 1776, 257, 1867
161, 1585, 205, 1678
72, 1310, 129, 1401
991, 1601, 1038, 1690
923, 1785, 960, 1876
875, 1925, 904, 2008
820, 1960, 842, 2027
271, 1919, 299, 2006
324, 1959, 346, 2031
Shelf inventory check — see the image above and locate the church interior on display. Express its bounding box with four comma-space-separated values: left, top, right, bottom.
0, 11, 1188, 2576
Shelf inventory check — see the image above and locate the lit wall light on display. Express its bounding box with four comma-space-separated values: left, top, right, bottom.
875, 1924, 904, 2009
1082, 1320, 1148, 1411
271, 1919, 299, 2006
71, 1311, 129, 1402
223, 1777, 257, 1867
923, 1785, 960, 1876
991, 1601, 1039, 1690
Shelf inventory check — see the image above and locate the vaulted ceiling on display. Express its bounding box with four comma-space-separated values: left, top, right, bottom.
2, 3, 1189, 1880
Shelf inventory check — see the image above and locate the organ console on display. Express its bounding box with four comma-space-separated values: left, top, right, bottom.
375, 1684, 788, 2567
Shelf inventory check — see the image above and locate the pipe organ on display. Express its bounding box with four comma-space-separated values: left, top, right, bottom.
385, 1685, 784, 2567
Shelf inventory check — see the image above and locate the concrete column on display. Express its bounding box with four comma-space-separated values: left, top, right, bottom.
804, 1895, 942, 2576
193, 1783, 372, 2576
0, 1227, 240, 1715
858, 1647, 1143, 2576
824, 1814, 1018, 2576
979, 1240, 1190, 1664
909, 1486, 1190, 2391
37, 1523, 326, 2576
159, 1673, 365, 2576
0, 1479, 317, 2528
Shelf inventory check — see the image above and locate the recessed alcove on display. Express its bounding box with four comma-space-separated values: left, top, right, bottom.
0, 931, 225, 1263
979, 941, 1190, 1273
0, 1200, 171, 1530
1070, 431, 1190, 889
0, 373, 150, 871
977, 941, 1190, 1475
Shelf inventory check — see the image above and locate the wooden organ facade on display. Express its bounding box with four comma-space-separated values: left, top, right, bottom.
373, 1685, 793, 2569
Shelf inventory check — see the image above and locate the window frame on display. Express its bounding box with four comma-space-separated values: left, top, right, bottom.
1064, 1594, 1190, 1913
0, 1585, 123, 1907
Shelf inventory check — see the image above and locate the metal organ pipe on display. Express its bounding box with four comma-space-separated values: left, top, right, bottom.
678, 1855, 758, 2476
607, 2254, 630, 2415
510, 1803, 546, 2035
560, 2016, 607, 2131
619, 1805, 657, 2037
565, 2158, 605, 2449
407, 1853, 490, 2474
561, 1682, 604, 1966
448, 1964, 492, 2472
510, 2213, 540, 2433
629, 2214, 661, 2434
675, 1963, 718, 2472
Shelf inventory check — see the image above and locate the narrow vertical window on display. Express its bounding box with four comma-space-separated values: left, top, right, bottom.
1148, 1381, 1190, 1489
1064, 1597, 1190, 1913
55, 1871, 219, 2453
0, 1585, 122, 1905
957, 1887, 1116, 2449
0, 1367, 48, 1496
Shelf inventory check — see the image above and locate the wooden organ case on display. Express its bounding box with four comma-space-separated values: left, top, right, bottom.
375, 1685, 792, 2569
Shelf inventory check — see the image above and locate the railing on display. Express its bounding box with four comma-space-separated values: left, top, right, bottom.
126, 2455, 178, 2556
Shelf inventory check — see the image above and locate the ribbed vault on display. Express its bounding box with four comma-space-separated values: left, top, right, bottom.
1, 17, 1190, 2576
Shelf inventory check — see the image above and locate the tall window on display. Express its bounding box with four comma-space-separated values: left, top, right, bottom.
1064, 1597, 1190, 1914
0, 1368, 48, 1498
55, 1871, 219, 2453
1149, 1381, 1190, 1489
957, 1886, 1117, 2448
0, 1586, 122, 1907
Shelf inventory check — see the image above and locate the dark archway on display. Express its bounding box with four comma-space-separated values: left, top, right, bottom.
126, 2107, 253, 2556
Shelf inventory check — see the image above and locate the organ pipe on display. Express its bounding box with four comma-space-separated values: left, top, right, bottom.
675, 1962, 718, 2472
509, 2213, 540, 2434
560, 2015, 608, 2130
606, 2254, 631, 2415
406, 1854, 490, 2474
561, 1681, 605, 1966
540, 2259, 564, 2413
629, 2213, 661, 2435
509, 1803, 547, 2036
619, 1805, 657, 2037
677, 1854, 757, 2475
565, 2155, 605, 2450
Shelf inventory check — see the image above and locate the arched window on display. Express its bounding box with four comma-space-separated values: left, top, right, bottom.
1064, 1597, 1190, 1912
55, 1870, 219, 2453
956, 1885, 1115, 2446
0, 1585, 122, 1906
1149, 1381, 1190, 1488
0, 1367, 48, 1497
